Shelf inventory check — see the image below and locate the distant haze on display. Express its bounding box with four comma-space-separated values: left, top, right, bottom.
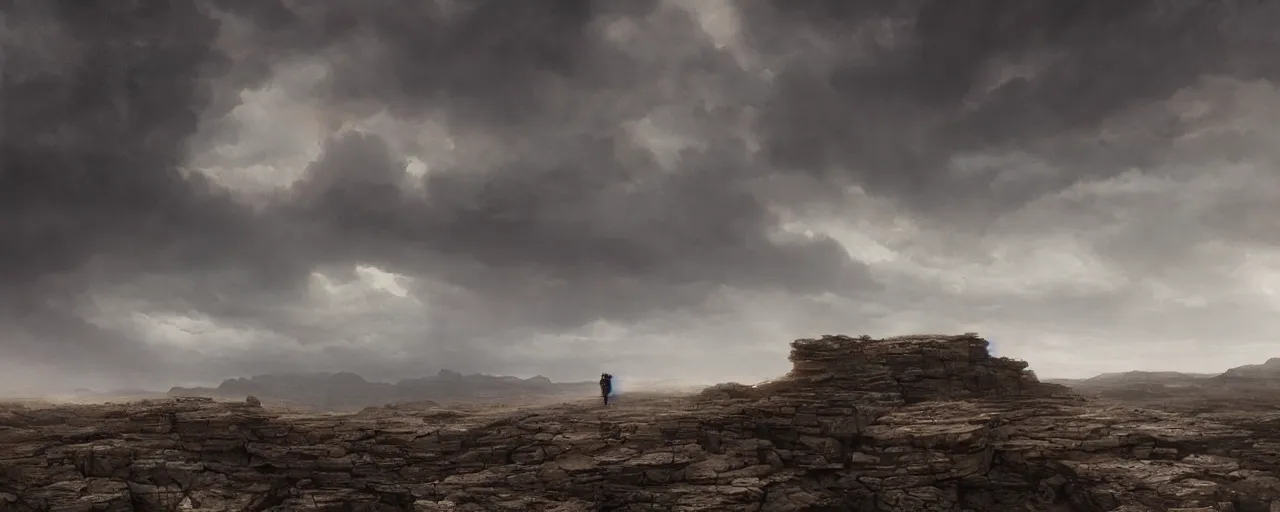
5, 0, 1280, 394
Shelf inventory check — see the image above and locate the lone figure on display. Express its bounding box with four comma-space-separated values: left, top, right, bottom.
599, 373, 614, 407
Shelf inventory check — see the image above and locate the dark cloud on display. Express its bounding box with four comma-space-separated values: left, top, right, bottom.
746, 0, 1280, 219
281, 128, 874, 337
0, 0, 257, 368
210, 0, 662, 126
4, 0, 1280, 390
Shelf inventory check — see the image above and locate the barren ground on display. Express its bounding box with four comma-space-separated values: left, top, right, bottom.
3, 334, 1280, 512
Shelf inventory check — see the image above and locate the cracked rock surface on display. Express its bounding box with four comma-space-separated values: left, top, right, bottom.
3, 334, 1280, 511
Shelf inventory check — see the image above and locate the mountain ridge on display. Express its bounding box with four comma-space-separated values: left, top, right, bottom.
167, 369, 597, 408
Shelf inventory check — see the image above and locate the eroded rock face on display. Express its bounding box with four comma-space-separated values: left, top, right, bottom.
771, 334, 1054, 403
2, 334, 1279, 511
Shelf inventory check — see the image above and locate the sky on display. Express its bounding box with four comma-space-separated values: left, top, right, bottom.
4, 0, 1280, 393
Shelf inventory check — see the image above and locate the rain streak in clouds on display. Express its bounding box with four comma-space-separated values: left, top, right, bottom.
4, 0, 1280, 392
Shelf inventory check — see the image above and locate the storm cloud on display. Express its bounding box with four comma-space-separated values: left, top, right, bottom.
3, 0, 1280, 393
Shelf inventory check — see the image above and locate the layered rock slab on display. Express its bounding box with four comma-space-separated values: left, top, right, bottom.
771, 334, 1051, 402
2, 333, 1278, 511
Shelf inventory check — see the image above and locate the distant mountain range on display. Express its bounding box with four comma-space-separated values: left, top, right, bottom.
1045, 357, 1280, 402
167, 369, 598, 408
43, 356, 1280, 409
1044, 370, 1216, 387
1216, 357, 1280, 379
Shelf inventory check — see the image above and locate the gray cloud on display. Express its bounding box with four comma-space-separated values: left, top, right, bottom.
4, 0, 1280, 392
747, 0, 1280, 220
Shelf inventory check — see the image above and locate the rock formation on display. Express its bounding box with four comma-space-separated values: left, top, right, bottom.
3, 333, 1279, 511
771, 334, 1052, 402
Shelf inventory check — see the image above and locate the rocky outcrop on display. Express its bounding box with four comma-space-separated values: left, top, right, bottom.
4, 333, 1280, 511
771, 334, 1055, 402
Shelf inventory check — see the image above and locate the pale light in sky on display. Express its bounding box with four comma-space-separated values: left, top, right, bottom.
5, 0, 1280, 393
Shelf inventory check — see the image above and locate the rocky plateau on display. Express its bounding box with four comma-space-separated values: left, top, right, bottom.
3, 333, 1280, 511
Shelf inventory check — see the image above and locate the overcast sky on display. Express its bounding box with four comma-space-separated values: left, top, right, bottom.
4, 0, 1280, 393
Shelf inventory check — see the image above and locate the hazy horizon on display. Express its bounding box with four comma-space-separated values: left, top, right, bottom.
0, 346, 1268, 399
0, 368, 710, 399
6, 0, 1280, 394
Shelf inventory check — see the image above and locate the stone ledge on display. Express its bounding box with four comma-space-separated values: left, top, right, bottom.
769, 333, 1051, 404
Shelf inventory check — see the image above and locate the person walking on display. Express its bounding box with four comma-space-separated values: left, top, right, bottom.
599, 373, 614, 407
